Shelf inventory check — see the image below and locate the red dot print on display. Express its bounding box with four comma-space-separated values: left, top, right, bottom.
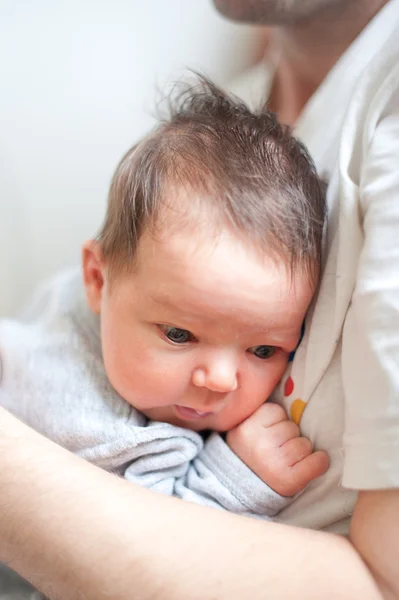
284, 376, 294, 397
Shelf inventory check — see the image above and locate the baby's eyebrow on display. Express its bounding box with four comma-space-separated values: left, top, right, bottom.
147, 296, 298, 337
146, 293, 200, 322
147, 293, 178, 310
146, 291, 303, 341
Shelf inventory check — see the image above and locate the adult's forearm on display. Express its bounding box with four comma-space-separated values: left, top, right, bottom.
0, 408, 382, 600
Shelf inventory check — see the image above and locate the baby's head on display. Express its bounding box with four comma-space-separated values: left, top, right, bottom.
83, 77, 325, 432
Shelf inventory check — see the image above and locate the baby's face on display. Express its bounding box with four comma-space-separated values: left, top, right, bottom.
84, 227, 314, 432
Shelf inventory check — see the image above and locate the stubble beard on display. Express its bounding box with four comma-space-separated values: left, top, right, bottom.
213, 0, 366, 25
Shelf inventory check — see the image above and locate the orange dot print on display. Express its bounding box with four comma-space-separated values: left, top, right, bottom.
290, 399, 306, 425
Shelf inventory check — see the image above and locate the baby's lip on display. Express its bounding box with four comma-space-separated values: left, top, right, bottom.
174, 405, 214, 420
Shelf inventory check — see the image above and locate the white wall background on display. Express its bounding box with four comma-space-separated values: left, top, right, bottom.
0, 0, 257, 316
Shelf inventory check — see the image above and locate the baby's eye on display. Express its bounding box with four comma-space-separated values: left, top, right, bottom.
248, 345, 276, 360
158, 325, 196, 344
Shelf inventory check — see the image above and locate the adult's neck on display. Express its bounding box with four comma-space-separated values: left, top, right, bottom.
268, 0, 390, 125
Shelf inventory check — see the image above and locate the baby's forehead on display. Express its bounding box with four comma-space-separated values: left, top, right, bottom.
136, 225, 308, 301
132, 184, 316, 299
141, 215, 267, 271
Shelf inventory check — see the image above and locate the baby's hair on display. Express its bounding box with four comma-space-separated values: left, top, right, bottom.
97, 75, 326, 284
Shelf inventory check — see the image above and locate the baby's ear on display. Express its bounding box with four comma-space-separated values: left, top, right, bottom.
82, 240, 105, 314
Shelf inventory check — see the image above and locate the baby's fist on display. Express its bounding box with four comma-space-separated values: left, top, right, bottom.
227, 403, 329, 497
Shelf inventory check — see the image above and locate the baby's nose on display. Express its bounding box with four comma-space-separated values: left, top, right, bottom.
192, 353, 238, 393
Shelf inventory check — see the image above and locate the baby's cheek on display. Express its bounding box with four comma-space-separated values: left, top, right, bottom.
274, 355, 290, 386
245, 357, 289, 409
103, 355, 134, 400
256, 354, 288, 386
101, 339, 143, 400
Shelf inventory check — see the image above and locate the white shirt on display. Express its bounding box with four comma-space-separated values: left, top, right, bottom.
230, 0, 399, 533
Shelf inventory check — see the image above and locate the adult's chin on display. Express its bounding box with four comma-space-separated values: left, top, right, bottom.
213, 0, 260, 23
212, 0, 339, 26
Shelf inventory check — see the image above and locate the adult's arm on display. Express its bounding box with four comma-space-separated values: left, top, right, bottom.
0, 407, 391, 600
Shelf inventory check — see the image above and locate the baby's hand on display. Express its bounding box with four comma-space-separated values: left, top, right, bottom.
226, 403, 329, 497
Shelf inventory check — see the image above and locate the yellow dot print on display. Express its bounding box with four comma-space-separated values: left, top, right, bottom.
290, 399, 306, 425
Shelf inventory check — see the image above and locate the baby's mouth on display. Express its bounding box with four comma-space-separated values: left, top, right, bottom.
173, 405, 214, 420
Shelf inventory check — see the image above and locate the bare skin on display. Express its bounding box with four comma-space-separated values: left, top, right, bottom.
0, 408, 384, 600
267, 0, 390, 123
215, 0, 390, 124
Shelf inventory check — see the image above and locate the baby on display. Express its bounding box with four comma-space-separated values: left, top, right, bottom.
0, 78, 328, 518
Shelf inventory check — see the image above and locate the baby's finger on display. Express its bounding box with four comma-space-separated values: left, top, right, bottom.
264, 419, 300, 447
288, 450, 330, 495
251, 402, 288, 428
279, 436, 313, 466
